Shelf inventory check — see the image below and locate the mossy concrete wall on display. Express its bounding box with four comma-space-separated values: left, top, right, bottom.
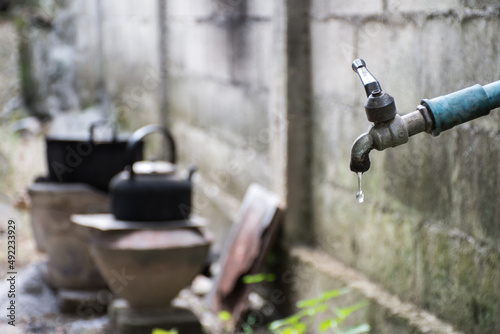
163, 0, 280, 252
307, 1, 500, 333
164, 1, 500, 332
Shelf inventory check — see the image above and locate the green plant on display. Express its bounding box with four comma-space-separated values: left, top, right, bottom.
218, 310, 232, 322
268, 288, 370, 334
242, 273, 277, 284
151, 328, 178, 334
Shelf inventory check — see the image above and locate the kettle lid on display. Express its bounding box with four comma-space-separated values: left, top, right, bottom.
132, 161, 176, 175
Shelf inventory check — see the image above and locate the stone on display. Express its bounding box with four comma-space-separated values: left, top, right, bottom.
190, 275, 213, 296
109, 299, 203, 334
56, 289, 111, 315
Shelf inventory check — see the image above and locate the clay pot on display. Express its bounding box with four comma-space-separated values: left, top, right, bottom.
89, 227, 212, 309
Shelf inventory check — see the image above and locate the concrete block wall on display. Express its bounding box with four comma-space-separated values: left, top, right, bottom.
164, 0, 277, 250
164, 1, 500, 332
72, 0, 101, 109
99, 0, 161, 127
308, 0, 500, 333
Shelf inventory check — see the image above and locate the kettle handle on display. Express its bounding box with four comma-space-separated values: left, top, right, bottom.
126, 124, 177, 178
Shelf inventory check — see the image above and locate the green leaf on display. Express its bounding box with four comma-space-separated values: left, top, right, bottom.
218, 310, 232, 322
266, 273, 277, 282
242, 273, 266, 284
297, 288, 351, 309
335, 301, 369, 323
281, 328, 295, 334
337, 323, 371, 334
152, 328, 178, 334
269, 319, 289, 330
266, 252, 278, 265
321, 288, 351, 300
314, 303, 328, 313
295, 322, 307, 334
247, 313, 257, 326
242, 273, 276, 284
319, 319, 337, 332
271, 290, 368, 334
296, 296, 324, 308
242, 322, 254, 334
269, 311, 305, 330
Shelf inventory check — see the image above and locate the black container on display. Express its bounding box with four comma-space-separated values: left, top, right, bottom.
45, 120, 143, 192
110, 124, 195, 222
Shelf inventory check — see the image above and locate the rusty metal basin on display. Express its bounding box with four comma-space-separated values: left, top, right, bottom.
89, 227, 213, 309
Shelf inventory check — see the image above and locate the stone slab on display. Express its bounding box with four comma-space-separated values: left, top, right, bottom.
57, 289, 111, 315
109, 299, 202, 334
71, 214, 208, 231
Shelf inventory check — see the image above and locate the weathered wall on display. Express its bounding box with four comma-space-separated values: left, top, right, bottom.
19, 0, 500, 333
164, 1, 500, 332
18, 0, 161, 126
164, 0, 279, 250
308, 1, 500, 333
99, 0, 162, 127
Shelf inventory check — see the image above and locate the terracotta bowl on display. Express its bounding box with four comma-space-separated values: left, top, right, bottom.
89, 227, 212, 309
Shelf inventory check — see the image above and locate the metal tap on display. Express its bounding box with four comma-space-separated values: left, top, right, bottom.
350, 59, 500, 173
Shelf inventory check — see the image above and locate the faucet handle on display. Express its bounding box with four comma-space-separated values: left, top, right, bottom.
352, 59, 382, 97
352, 59, 397, 124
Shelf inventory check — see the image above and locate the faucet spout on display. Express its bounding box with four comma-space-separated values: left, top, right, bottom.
350, 113, 421, 173
350, 132, 374, 173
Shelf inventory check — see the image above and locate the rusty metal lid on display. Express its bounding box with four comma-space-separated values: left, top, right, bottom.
90, 228, 212, 250
71, 213, 208, 231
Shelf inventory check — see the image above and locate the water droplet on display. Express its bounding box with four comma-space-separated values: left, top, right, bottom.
356, 172, 364, 204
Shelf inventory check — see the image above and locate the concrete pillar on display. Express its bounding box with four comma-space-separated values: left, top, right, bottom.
283, 0, 314, 245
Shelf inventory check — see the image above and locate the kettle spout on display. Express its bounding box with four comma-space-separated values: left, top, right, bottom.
350, 132, 374, 173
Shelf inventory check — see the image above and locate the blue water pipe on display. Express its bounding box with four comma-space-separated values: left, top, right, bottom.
422, 81, 500, 135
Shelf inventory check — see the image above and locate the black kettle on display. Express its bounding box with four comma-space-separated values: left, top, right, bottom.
109, 124, 195, 222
